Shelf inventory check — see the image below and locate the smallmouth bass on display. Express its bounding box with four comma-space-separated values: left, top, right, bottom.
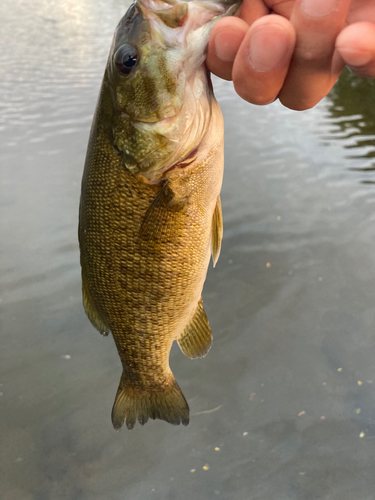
79, 0, 242, 429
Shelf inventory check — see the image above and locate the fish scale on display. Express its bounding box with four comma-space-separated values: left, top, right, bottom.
79, 0, 242, 429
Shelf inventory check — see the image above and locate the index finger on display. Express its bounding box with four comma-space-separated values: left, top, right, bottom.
278, 0, 352, 110
206, 0, 268, 80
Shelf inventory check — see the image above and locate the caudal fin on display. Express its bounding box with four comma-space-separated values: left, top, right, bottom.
111, 373, 190, 430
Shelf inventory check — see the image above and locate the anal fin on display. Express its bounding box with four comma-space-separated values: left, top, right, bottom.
82, 276, 111, 336
212, 195, 223, 267
177, 298, 213, 359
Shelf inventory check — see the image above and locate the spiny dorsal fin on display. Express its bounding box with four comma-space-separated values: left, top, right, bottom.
82, 276, 111, 336
139, 181, 187, 242
177, 298, 213, 359
211, 195, 223, 267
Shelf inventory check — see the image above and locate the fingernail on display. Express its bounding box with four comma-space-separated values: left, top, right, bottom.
247, 25, 290, 73
214, 28, 244, 62
301, 0, 339, 18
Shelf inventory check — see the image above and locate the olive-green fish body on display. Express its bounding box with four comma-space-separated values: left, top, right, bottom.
79, 0, 241, 429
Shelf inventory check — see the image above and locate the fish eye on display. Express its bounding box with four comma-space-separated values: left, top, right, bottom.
114, 44, 138, 76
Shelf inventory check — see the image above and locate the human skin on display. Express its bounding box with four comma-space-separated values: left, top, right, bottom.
207, 0, 375, 110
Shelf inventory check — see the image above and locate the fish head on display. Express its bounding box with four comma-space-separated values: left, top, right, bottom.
105, 0, 242, 182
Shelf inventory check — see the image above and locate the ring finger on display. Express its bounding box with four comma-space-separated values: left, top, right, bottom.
278, 0, 352, 110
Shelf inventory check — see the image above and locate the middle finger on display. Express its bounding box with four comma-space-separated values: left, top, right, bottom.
278, 0, 352, 110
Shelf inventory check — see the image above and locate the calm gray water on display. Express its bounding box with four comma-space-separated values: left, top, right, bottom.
1, 1, 375, 499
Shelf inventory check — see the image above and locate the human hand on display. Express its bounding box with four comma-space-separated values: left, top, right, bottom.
207, 0, 375, 110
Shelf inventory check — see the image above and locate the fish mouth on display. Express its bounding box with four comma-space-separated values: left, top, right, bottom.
143, 0, 242, 48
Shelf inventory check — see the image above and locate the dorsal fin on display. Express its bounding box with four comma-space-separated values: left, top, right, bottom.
177, 298, 212, 359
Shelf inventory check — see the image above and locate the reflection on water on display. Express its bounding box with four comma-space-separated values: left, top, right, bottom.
325, 69, 375, 176
2, 1, 375, 499
0, 0, 125, 148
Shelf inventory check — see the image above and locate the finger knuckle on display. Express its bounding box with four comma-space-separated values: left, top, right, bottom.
295, 40, 333, 65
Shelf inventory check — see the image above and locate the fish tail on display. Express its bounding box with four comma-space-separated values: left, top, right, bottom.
111, 372, 190, 430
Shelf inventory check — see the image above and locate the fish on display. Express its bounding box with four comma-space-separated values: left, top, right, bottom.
78, 0, 242, 430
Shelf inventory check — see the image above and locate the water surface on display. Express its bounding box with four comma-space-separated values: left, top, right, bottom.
1, 1, 375, 499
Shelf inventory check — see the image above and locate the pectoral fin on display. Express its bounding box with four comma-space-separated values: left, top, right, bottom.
211, 195, 223, 267
82, 276, 111, 336
177, 298, 213, 359
139, 181, 187, 242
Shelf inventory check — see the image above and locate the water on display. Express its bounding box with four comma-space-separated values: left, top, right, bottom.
1, 1, 375, 499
